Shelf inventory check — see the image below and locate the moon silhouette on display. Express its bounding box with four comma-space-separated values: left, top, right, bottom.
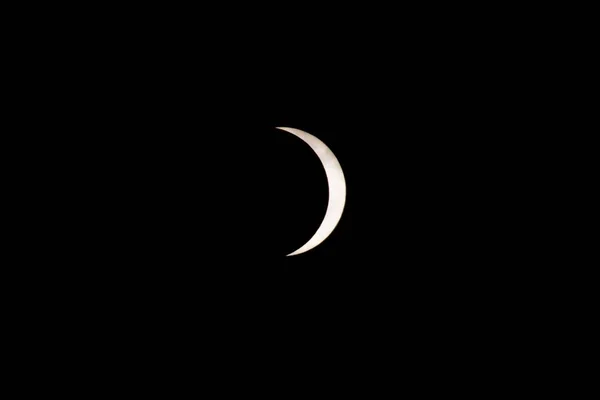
277, 127, 347, 256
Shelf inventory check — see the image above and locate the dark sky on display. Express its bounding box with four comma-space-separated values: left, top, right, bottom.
67, 48, 505, 292
35, 8, 532, 322
12, 6, 565, 382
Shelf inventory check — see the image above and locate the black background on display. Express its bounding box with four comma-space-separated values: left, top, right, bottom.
50, 48, 514, 309
35, 21, 516, 285
14, 6, 551, 376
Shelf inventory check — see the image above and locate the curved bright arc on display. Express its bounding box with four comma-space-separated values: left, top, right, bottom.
277, 127, 347, 257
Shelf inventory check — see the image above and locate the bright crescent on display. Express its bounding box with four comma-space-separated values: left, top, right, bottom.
277, 127, 347, 256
